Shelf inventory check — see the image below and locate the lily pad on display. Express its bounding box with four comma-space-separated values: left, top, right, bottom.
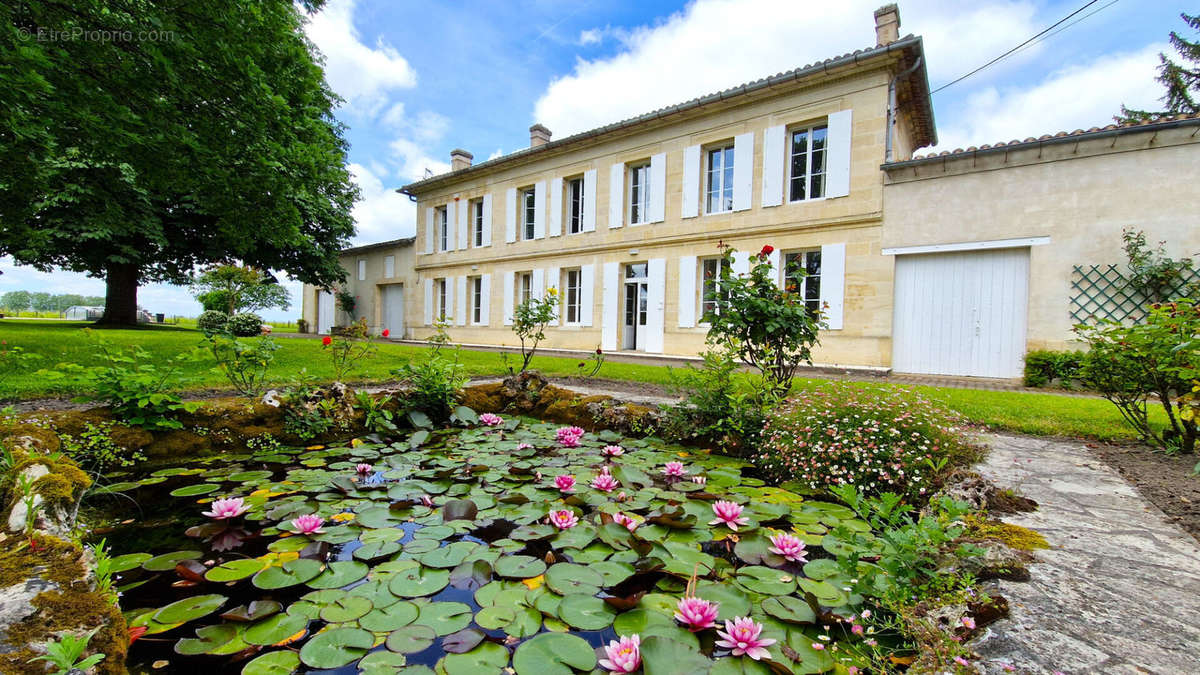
389, 565, 450, 597
110, 552, 152, 573
493, 555, 546, 580
244, 613, 309, 646
240, 650, 301, 675
358, 601, 419, 632
735, 566, 796, 596
556, 593, 617, 630
357, 651, 409, 674
252, 559, 324, 589
416, 601, 473, 636
205, 559, 267, 583
319, 594, 374, 623
386, 624, 438, 654
143, 550, 203, 572
512, 633, 596, 675
170, 483, 220, 497
441, 642, 508, 674
154, 594, 227, 624
298, 626, 373, 669
544, 563, 604, 596
762, 595, 816, 624
307, 560, 368, 589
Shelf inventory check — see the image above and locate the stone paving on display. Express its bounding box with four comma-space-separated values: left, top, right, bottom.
972, 433, 1200, 674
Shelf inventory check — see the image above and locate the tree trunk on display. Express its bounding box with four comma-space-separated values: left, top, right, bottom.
97, 263, 140, 325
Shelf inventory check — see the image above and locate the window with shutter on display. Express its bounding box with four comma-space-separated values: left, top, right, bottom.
788, 124, 828, 202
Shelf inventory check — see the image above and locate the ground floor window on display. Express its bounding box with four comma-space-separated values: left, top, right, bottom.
518, 272, 532, 306
471, 276, 483, 324
700, 256, 730, 319
564, 269, 581, 323
436, 278, 448, 320
784, 250, 822, 317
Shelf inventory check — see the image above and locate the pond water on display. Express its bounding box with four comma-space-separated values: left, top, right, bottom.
95, 418, 886, 674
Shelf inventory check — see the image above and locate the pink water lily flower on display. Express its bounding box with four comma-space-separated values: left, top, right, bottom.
479, 413, 504, 426
602, 445, 625, 457
715, 616, 776, 660
662, 461, 687, 477
291, 514, 325, 535
202, 497, 249, 520
420, 494, 434, 507
555, 426, 585, 447
592, 472, 620, 492
598, 634, 641, 673
692, 475, 707, 485
768, 532, 808, 563
709, 500, 749, 531
554, 474, 576, 493
675, 596, 720, 632
517, 442, 533, 450
612, 512, 639, 531
355, 463, 373, 474
547, 509, 579, 530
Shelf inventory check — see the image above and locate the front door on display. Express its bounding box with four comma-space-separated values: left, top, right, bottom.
381, 284, 404, 338
622, 263, 648, 350
317, 291, 334, 334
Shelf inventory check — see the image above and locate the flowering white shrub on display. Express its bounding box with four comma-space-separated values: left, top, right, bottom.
757, 384, 969, 497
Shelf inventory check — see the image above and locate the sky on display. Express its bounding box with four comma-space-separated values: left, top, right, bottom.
1, 0, 1189, 321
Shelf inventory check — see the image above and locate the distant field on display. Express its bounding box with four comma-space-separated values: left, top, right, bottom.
0, 319, 1164, 442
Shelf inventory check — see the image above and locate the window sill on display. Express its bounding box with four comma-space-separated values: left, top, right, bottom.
786, 196, 828, 205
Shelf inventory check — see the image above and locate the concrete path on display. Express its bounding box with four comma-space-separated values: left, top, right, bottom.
972, 433, 1200, 674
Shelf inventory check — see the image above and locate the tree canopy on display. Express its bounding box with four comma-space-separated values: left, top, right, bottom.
1119, 12, 1200, 122
0, 0, 358, 324
191, 265, 291, 315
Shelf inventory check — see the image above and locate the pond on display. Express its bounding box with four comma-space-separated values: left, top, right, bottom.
97, 417, 891, 674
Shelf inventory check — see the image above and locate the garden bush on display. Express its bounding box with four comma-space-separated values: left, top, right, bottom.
1023, 349, 1085, 388
662, 348, 765, 454
757, 383, 972, 498
392, 349, 467, 423
196, 310, 229, 336
226, 312, 264, 337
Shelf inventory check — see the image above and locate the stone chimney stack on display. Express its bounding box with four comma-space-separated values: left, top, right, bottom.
874, 4, 900, 46
450, 149, 473, 172
529, 124, 552, 148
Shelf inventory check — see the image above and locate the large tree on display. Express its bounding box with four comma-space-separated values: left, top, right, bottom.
0, 1, 357, 325
1119, 12, 1200, 122
191, 264, 291, 315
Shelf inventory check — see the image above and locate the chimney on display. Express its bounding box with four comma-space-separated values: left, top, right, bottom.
450, 148, 473, 172
529, 124, 552, 148
874, 4, 900, 46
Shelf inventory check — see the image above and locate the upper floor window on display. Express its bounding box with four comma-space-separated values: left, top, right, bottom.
521, 187, 536, 240
784, 250, 822, 317
471, 276, 484, 324
566, 177, 584, 234
436, 278, 448, 320
357, 259, 366, 281
700, 256, 731, 319
705, 144, 734, 214
435, 206, 449, 251
628, 162, 651, 225
789, 124, 827, 202
471, 199, 484, 247
518, 272, 532, 306
564, 268, 582, 323
384, 255, 395, 278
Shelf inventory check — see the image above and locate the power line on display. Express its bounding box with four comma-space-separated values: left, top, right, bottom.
1008, 0, 1122, 60
932, 0, 1102, 95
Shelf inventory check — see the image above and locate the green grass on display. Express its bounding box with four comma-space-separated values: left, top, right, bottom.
0, 319, 1163, 442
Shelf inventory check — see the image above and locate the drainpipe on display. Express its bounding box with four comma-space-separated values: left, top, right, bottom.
886, 56, 923, 163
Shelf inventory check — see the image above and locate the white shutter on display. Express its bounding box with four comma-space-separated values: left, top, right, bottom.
423, 278, 433, 325
481, 193, 493, 247
549, 177, 562, 237
457, 200, 469, 250
677, 255, 696, 328
424, 207, 435, 254
646, 258, 666, 353
825, 110, 853, 199
505, 187, 517, 243
502, 270, 515, 325
546, 266, 560, 325
445, 201, 457, 251
732, 132, 754, 212
648, 152, 666, 223
601, 262, 619, 351
580, 264, 595, 327
608, 163, 624, 229
533, 181, 546, 239
531, 268, 544, 301
681, 144, 701, 219
384, 255, 395, 278
582, 169, 597, 232
455, 276, 467, 326
732, 250, 751, 277
767, 249, 781, 286
820, 242, 845, 330
479, 274, 491, 325
762, 124, 785, 207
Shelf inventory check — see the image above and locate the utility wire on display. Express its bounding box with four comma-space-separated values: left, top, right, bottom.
931, 0, 1102, 95
1007, 0, 1122, 60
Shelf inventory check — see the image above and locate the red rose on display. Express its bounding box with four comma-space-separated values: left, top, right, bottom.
760, 245, 774, 257
381, 329, 390, 337
322, 336, 332, 346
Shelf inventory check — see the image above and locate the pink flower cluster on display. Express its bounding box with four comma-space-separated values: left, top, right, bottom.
756, 383, 967, 497
556, 426, 585, 447
612, 512, 639, 531
479, 413, 504, 426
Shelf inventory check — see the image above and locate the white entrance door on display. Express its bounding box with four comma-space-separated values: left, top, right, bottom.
622, 263, 649, 351
381, 284, 404, 338
317, 291, 335, 334
892, 247, 1029, 378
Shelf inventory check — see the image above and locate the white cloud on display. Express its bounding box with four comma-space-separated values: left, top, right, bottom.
534, 0, 1042, 137
388, 138, 450, 182
304, 0, 418, 115
930, 43, 1167, 153
347, 163, 414, 244
487, 148, 504, 160
578, 28, 603, 46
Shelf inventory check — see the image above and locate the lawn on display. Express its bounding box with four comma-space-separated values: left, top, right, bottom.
0, 319, 1163, 442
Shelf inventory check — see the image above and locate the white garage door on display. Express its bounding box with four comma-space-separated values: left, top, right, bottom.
317, 291, 335, 334
381, 284, 405, 338
892, 248, 1029, 378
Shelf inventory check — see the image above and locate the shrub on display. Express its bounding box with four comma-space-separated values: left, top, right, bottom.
1023, 349, 1084, 388
323, 318, 377, 381
227, 312, 264, 337
757, 383, 971, 497
510, 290, 559, 373
60, 421, 146, 473
662, 348, 765, 455
1076, 299, 1199, 453
392, 349, 467, 423
206, 334, 279, 396
196, 310, 229, 336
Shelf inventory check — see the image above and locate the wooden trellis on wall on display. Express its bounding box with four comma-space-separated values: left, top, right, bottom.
1070, 264, 1200, 323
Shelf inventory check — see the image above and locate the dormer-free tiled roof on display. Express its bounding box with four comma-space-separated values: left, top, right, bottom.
402, 35, 934, 195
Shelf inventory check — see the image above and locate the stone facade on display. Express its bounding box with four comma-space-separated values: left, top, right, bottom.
301, 237, 416, 337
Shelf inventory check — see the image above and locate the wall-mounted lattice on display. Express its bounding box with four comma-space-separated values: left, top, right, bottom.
1071, 264, 1200, 323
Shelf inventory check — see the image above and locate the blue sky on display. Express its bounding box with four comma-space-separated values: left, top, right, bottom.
1, 0, 1189, 320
